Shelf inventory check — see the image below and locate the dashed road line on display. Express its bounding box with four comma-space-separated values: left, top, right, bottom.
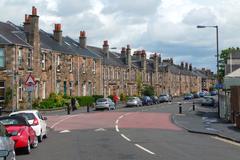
134, 144, 155, 155
115, 125, 119, 132
211, 136, 240, 147
121, 134, 131, 142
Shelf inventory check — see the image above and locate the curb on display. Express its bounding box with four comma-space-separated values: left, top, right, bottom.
171, 114, 240, 143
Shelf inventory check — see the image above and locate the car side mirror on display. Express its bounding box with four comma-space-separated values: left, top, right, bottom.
43, 117, 47, 121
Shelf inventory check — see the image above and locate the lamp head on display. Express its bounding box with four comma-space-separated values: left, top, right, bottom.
197, 25, 206, 28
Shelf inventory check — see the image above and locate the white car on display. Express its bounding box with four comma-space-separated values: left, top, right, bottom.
9, 110, 47, 142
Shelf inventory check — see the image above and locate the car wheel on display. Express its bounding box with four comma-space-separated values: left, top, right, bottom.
31, 136, 38, 148
43, 133, 47, 139
24, 139, 31, 154
38, 133, 43, 142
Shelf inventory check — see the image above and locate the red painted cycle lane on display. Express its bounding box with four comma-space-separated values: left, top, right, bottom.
118, 112, 182, 131
46, 112, 181, 131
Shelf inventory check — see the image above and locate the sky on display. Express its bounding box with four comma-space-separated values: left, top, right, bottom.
1, 0, 239, 72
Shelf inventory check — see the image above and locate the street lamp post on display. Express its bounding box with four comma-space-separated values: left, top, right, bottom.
197, 25, 220, 118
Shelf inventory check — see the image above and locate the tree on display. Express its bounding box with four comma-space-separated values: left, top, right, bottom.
219, 47, 240, 82
142, 85, 154, 96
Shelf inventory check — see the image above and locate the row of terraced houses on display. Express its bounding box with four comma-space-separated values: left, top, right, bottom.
0, 7, 215, 110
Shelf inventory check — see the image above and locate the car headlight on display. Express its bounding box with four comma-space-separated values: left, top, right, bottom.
0, 150, 8, 157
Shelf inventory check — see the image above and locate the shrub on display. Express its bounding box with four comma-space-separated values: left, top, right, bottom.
92, 95, 104, 102
75, 96, 94, 107
120, 93, 127, 102
108, 95, 114, 101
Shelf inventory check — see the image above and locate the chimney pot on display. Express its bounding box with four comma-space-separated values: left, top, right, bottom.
32, 6, 37, 15
80, 31, 86, 37
103, 40, 109, 46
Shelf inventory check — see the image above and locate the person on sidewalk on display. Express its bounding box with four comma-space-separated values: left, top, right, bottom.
71, 97, 77, 111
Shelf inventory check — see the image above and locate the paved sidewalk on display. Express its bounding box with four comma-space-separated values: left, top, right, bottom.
173, 104, 240, 142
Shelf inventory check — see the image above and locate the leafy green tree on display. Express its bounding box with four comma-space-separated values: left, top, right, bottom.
142, 85, 154, 96
219, 47, 240, 82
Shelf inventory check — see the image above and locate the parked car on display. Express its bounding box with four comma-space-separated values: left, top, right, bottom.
199, 92, 205, 97
210, 90, 217, 96
0, 115, 38, 154
159, 94, 172, 103
141, 96, 154, 106
201, 96, 215, 106
126, 97, 142, 107
95, 98, 116, 110
9, 110, 47, 143
0, 122, 16, 160
184, 93, 193, 100
150, 96, 159, 104
193, 93, 200, 98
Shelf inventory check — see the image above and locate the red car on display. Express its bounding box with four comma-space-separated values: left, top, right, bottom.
0, 115, 38, 154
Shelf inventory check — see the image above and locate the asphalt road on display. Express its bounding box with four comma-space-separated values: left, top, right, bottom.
17, 98, 240, 160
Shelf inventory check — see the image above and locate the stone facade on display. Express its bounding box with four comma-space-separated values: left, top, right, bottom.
0, 6, 215, 110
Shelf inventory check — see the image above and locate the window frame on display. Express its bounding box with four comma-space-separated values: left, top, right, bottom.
0, 48, 5, 68
41, 52, 46, 70
0, 81, 5, 102
18, 79, 23, 101
18, 49, 23, 67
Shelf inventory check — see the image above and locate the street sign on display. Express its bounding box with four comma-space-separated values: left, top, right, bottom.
25, 73, 36, 86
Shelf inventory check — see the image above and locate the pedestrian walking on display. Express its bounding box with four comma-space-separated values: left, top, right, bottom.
71, 97, 77, 111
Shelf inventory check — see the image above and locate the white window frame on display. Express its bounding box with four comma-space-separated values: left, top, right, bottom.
82, 58, 86, 73
56, 81, 60, 94
42, 81, 46, 99
41, 52, 46, 70
0, 48, 5, 68
27, 50, 32, 69
18, 80, 23, 101
57, 55, 60, 72
18, 49, 23, 66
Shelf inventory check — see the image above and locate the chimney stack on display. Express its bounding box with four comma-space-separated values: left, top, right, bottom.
103, 40, 109, 59
126, 45, 131, 68
141, 50, 147, 70
79, 31, 87, 48
121, 47, 126, 58
181, 62, 184, 69
32, 6, 37, 15
189, 64, 192, 71
53, 24, 63, 45
185, 62, 188, 70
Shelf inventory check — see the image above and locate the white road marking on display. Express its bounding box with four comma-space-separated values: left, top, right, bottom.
50, 115, 78, 129
121, 134, 131, 142
119, 115, 124, 119
115, 125, 119, 132
59, 130, 70, 133
211, 136, 240, 147
116, 119, 119, 124
94, 128, 106, 132
135, 144, 155, 155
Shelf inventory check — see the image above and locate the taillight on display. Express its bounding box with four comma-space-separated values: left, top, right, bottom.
33, 118, 39, 126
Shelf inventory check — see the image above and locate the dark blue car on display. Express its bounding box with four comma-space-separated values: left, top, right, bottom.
140, 96, 154, 106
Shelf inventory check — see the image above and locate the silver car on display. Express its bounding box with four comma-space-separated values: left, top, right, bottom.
0, 123, 15, 160
95, 98, 116, 110
159, 94, 172, 103
126, 97, 143, 107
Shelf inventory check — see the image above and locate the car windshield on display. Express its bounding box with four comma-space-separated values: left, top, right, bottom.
0, 117, 28, 126
12, 113, 35, 120
160, 95, 167, 97
128, 97, 136, 101
97, 98, 107, 102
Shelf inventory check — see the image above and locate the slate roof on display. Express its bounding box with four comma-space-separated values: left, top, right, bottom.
0, 21, 31, 47
88, 46, 127, 67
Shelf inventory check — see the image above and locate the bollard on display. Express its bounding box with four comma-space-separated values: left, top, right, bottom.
193, 102, 195, 111
67, 104, 70, 115
87, 106, 89, 112
179, 103, 182, 114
